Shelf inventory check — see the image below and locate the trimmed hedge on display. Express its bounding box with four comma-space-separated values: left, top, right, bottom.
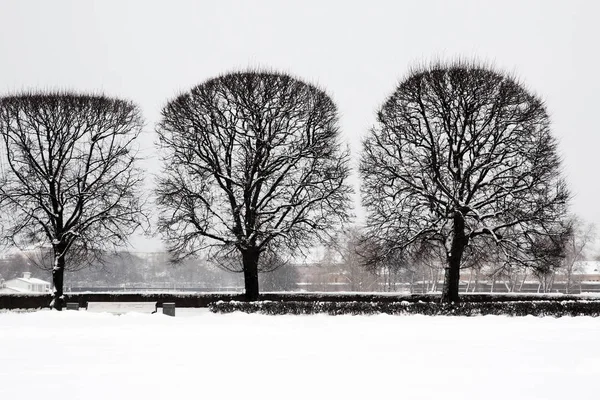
209, 300, 600, 317
3, 291, 600, 310
0, 293, 246, 310
258, 292, 597, 303
0, 294, 53, 310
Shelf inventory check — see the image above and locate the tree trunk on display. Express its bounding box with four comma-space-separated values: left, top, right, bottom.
465, 269, 473, 292
548, 273, 555, 293
518, 273, 527, 293
510, 276, 517, 292
50, 251, 66, 310
566, 267, 572, 294
441, 211, 467, 303
473, 268, 480, 293
242, 248, 260, 301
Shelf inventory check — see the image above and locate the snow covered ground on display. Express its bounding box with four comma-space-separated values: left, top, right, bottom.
1, 311, 599, 399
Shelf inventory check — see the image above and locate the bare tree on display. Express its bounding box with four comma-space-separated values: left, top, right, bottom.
321, 226, 381, 292
259, 256, 300, 292
0, 92, 148, 309
560, 215, 595, 293
156, 71, 352, 301
360, 61, 570, 302
356, 233, 417, 292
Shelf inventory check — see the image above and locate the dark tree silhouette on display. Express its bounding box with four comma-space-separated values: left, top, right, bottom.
0, 92, 148, 309
360, 61, 570, 302
156, 70, 352, 301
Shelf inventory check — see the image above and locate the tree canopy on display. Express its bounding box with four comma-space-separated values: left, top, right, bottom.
0, 92, 148, 308
361, 61, 570, 302
156, 71, 352, 300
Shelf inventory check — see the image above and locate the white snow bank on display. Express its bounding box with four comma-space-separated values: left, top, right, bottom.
0, 311, 599, 399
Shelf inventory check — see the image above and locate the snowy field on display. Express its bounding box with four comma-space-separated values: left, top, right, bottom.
1, 311, 599, 399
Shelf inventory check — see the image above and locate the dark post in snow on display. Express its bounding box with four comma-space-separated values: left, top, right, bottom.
156, 70, 352, 301
360, 61, 570, 303
0, 92, 148, 310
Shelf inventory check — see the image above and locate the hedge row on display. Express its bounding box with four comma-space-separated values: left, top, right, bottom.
0, 293, 246, 310
259, 292, 596, 303
209, 300, 600, 317
3, 291, 599, 310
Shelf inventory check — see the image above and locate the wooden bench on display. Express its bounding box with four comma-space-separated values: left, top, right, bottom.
86, 302, 157, 315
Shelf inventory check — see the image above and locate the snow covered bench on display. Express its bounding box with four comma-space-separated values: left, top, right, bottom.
86, 302, 157, 315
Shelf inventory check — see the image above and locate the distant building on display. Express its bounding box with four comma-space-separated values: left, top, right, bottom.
0, 272, 51, 293
571, 261, 600, 282
0, 278, 21, 294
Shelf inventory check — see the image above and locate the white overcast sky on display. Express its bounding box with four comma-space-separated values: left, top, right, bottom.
0, 0, 598, 252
